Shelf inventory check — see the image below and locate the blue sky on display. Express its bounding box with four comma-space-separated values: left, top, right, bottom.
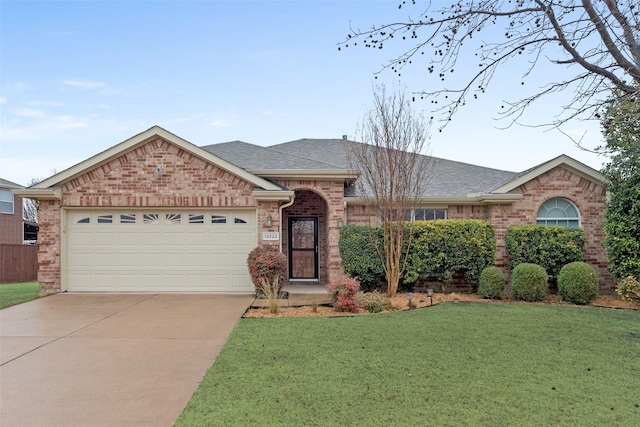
1, 0, 606, 186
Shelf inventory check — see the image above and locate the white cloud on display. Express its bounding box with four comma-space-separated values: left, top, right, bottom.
63, 79, 106, 90
11, 107, 46, 118
27, 100, 64, 107
209, 119, 229, 128
0, 97, 7, 105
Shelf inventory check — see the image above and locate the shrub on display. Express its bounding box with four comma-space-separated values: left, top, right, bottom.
407, 219, 497, 291
477, 266, 505, 299
511, 263, 549, 302
505, 225, 585, 283
357, 291, 391, 313
616, 276, 640, 305
247, 245, 287, 291
327, 275, 361, 313
338, 220, 496, 293
338, 225, 385, 292
557, 262, 599, 305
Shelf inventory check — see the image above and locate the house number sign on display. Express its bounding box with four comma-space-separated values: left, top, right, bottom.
262, 232, 280, 241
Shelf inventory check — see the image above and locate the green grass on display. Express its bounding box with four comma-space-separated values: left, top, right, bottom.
176, 303, 640, 426
0, 281, 39, 309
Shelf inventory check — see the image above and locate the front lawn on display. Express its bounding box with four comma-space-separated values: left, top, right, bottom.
0, 281, 39, 309
176, 303, 640, 426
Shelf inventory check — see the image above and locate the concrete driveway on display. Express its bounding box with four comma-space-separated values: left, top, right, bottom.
0, 293, 252, 427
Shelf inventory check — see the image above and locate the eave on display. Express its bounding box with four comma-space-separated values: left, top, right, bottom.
12, 188, 62, 200
345, 193, 523, 206
250, 169, 359, 180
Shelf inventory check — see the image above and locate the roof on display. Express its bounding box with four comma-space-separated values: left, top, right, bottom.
12, 126, 604, 203
0, 178, 24, 189
203, 138, 520, 197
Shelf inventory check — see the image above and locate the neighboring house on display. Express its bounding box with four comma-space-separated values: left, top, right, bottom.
0, 178, 25, 244
15, 126, 611, 294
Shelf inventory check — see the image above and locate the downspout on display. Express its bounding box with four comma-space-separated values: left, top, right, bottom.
279, 194, 295, 253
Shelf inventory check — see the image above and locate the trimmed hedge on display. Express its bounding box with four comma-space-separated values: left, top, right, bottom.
339, 219, 496, 291
338, 225, 385, 292
557, 262, 598, 305
505, 225, 586, 282
511, 263, 549, 302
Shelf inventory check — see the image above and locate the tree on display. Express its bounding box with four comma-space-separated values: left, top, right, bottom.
341, 1, 640, 132
22, 171, 57, 223
601, 87, 640, 280
349, 85, 431, 297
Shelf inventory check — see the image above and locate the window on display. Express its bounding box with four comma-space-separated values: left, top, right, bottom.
189, 214, 204, 224
211, 215, 227, 224
97, 215, 113, 224
405, 208, 447, 221
120, 214, 136, 224
0, 190, 14, 214
536, 198, 580, 228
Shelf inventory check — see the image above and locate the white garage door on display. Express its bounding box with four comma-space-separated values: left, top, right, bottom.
66, 209, 257, 292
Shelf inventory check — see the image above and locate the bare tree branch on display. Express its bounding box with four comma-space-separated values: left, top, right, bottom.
340, 0, 640, 132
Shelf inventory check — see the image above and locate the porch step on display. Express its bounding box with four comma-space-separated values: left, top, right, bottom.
283, 284, 331, 306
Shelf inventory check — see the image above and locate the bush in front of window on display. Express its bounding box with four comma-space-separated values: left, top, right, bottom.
511, 263, 549, 302
505, 225, 586, 283
477, 266, 505, 299
409, 219, 497, 292
557, 262, 599, 305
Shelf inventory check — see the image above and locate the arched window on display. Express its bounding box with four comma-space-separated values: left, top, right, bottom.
536, 198, 581, 228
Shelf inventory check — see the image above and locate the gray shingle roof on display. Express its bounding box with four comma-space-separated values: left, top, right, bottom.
0, 178, 24, 189
199, 138, 519, 197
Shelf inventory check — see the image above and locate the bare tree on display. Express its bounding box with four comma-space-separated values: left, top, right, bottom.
23, 171, 57, 223
350, 85, 431, 297
341, 1, 640, 133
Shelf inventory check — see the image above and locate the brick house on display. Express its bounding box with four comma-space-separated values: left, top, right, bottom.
15, 126, 611, 294
1, 178, 25, 245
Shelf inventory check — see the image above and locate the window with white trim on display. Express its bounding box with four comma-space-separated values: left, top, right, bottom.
536, 198, 580, 228
405, 208, 447, 221
0, 190, 14, 214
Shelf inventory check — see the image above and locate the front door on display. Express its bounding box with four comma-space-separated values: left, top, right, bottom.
288, 217, 318, 280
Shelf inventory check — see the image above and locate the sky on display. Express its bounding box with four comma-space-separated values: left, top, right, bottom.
0, 0, 608, 187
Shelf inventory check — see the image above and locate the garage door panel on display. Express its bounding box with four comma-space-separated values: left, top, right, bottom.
67, 210, 257, 292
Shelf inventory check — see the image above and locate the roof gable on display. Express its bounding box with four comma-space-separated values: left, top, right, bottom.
30, 126, 281, 192
490, 154, 604, 194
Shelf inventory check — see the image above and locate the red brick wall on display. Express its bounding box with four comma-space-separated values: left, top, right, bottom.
37, 200, 61, 293
489, 166, 611, 289
0, 194, 24, 244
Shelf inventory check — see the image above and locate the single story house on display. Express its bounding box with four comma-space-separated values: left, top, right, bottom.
15, 126, 611, 294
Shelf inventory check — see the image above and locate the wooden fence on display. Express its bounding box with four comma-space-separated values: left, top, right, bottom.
0, 244, 38, 283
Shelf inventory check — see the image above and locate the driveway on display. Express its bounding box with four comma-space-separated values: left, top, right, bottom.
0, 293, 252, 427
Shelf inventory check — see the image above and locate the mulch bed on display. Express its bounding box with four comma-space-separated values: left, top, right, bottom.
243, 292, 638, 318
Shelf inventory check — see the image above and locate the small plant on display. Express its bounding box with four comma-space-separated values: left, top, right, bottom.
616, 276, 640, 305
247, 245, 287, 292
477, 266, 505, 299
255, 277, 282, 314
511, 263, 549, 302
557, 262, 599, 305
310, 300, 319, 313
357, 291, 391, 313
327, 275, 361, 313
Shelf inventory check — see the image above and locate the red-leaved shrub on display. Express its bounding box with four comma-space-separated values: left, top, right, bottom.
327, 275, 361, 313
247, 245, 287, 290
